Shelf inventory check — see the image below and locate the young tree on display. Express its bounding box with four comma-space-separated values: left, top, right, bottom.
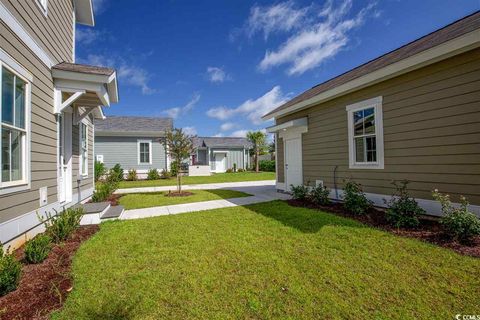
165, 128, 194, 193
247, 131, 267, 173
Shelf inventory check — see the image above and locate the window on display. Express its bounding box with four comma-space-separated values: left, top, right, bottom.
1, 61, 30, 190
37, 0, 48, 15
80, 122, 88, 176
346, 96, 384, 169
138, 140, 152, 164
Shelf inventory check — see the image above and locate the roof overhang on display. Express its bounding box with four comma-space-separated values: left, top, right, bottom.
74, 0, 95, 26
267, 117, 308, 133
95, 131, 167, 137
262, 29, 480, 121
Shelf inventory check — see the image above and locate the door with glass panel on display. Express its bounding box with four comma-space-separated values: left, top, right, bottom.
57, 112, 73, 203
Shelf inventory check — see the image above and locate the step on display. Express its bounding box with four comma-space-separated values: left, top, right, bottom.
101, 205, 125, 220
81, 202, 110, 214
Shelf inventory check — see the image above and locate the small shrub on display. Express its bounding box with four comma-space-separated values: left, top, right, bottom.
147, 168, 160, 180
92, 181, 117, 202
290, 184, 309, 201
0, 243, 22, 296
309, 185, 330, 206
259, 160, 275, 172
126, 169, 137, 181
24, 234, 52, 264
233, 163, 237, 172
94, 161, 106, 182
238, 168, 245, 172
40, 207, 84, 243
342, 180, 373, 215
170, 162, 178, 177
226, 168, 233, 173
433, 190, 480, 244
160, 169, 171, 179
109, 164, 124, 182
384, 180, 425, 228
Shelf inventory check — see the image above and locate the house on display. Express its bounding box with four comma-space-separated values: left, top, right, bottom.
263, 12, 480, 217
0, 0, 119, 249
191, 137, 252, 174
94, 116, 173, 178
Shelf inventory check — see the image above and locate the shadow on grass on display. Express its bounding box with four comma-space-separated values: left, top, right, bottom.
202, 189, 252, 198
246, 201, 363, 233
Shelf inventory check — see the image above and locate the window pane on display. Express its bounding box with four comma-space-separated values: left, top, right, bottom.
1, 129, 10, 181
2, 68, 14, 126
1, 128, 23, 182
353, 110, 364, 136
363, 108, 375, 134
355, 137, 365, 162
11, 129, 22, 181
15, 77, 26, 129
366, 136, 377, 162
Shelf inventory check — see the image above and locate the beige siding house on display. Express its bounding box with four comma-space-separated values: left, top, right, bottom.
264, 12, 480, 217
0, 0, 118, 249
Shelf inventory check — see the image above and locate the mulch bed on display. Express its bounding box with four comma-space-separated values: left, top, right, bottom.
0, 225, 99, 320
165, 191, 193, 197
287, 199, 480, 258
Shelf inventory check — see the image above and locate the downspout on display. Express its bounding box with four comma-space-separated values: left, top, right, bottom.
333, 165, 339, 200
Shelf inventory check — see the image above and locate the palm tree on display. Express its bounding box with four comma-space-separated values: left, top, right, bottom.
247, 131, 267, 173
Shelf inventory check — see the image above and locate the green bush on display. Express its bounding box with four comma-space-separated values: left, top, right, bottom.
385, 180, 425, 228
109, 164, 124, 182
24, 234, 52, 264
433, 190, 480, 244
226, 168, 233, 173
309, 185, 330, 206
170, 162, 178, 177
126, 169, 137, 181
290, 184, 309, 201
92, 181, 117, 202
342, 180, 373, 215
40, 207, 84, 243
233, 163, 237, 172
0, 243, 22, 296
237, 168, 245, 172
259, 160, 275, 172
147, 169, 160, 180
94, 161, 106, 182
160, 169, 171, 179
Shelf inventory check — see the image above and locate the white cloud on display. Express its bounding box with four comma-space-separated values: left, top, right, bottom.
230, 130, 249, 138
213, 133, 224, 137
164, 93, 201, 119
220, 122, 237, 131
183, 126, 197, 136
76, 28, 102, 45
92, 0, 108, 14
206, 86, 290, 125
206, 67, 230, 83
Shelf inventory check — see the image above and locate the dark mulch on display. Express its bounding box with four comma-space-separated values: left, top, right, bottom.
106, 193, 121, 206
0, 226, 99, 320
165, 191, 194, 197
287, 199, 480, 258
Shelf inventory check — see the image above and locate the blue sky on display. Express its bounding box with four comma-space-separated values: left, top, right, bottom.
76, 0, 478, 137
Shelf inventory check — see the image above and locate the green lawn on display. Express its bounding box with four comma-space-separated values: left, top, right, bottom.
53, 201, 479, 319
118, 171, 275, 189
118, 189, 251, 210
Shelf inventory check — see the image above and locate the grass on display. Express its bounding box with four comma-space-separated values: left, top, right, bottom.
118, 189, 251, 210
53, 201, 480, 319
118, 171, 275, 189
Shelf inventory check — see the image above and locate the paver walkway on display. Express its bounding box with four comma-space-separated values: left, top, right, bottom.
120, 183, 290, 220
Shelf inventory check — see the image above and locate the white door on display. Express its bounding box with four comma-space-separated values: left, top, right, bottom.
57, 112, 73, 203
215, 153, 226, 172
285, 138, 302, 191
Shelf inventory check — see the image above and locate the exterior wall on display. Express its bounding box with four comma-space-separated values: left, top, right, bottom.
275, 48, 480, 205
72, 116, 94, 201
94, 136, 168, 172
196, 149, 208, 165
208, 148, 247, 171
276, 136, 284, 182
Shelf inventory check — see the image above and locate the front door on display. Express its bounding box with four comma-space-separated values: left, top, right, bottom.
57, 112, 73, 203
285, 137, 302, 191
215, 153, 226, 173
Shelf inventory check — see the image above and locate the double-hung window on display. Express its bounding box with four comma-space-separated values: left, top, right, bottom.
80, 122, 88, 176
346, 96, 384, 169
138, 140, 152, 164
1, 59, 31, 192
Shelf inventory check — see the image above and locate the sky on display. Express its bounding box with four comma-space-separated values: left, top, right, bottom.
76, 0, 479, 137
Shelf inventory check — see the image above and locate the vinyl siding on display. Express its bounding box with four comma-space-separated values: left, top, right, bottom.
208, 148, 247, 171
276, 136, 284, 182
94, 136, 168, 171
276, 48, 480, 205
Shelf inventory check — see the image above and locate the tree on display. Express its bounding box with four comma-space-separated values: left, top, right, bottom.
247, 131, 267, 173
165, 128, 194, 193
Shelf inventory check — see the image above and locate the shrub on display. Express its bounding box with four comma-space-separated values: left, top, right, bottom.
233, 163, 237, 172
126, 169, 137, 181
290, 184, 309, 201
24, 234, 52, 264
259, 160, 275, 172
238, 168, 245, 173
94, 161, 106, 182
226, 168, 233, 173
433, 190, 480, 244
384, 180, 424, 228
92, 181, 117, 202
161, 169, 171, 179
147, 168, 160, 180
0, 243, 22, 296
109, 164, 124, 182
309, 185, 330, 206
342, 180, 373, 215
40, 207, 84, 243
170, 162, 178, 177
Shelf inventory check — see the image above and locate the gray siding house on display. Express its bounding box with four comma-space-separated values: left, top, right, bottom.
192, 137, 252, 173
95, 116, 173, 178
0, 0, 119, 249
263, 12, 480, 217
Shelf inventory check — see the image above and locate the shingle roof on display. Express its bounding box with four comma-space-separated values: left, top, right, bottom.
96, 116, 173, 133
264, 11, 480, 118
52, 62, 115, 76
193, 137, 252, 149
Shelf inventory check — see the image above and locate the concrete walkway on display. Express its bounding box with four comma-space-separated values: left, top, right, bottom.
120, 183, 290, 221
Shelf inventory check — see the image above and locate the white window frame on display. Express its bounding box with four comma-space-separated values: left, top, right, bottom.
36, 0, 48, 16
346, 96, 384, 170
0, 52, 32, 194
137, 140, 152, 165
79, 121, 88, 177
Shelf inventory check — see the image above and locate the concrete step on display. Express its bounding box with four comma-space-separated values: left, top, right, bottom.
81, 202, 110, 214
101, 205, 124, 220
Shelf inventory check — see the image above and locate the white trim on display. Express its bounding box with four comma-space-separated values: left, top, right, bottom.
79, 120, 89, 178
267, 117, 308, 133
274, 132, 278, 184
263, 29, 480, 121
212, 150, 228, 154
346, 96, 384, 169
73, 0, 95, 26
0, 1, 55, 67
137, 139, 152, 165
35, 0, 48, 16
59, 91, 85, 113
